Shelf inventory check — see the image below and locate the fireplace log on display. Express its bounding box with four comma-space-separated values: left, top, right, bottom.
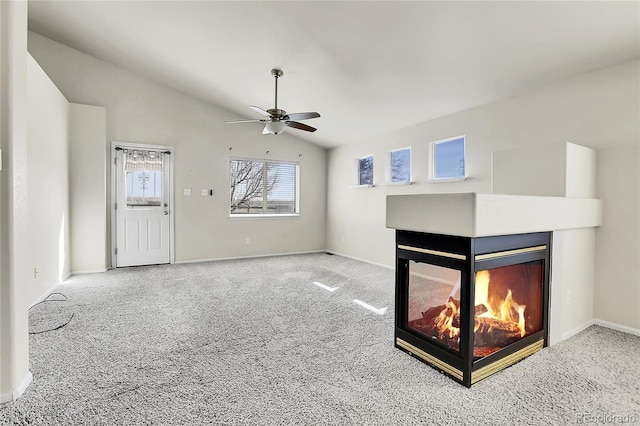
422, 305, 446, 322
475, 304, 488, 316
474, 317, 522, 347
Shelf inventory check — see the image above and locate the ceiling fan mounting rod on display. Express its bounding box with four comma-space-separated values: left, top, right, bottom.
272, 68, 283, 111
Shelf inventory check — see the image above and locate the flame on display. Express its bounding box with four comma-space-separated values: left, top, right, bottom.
434, 270, 527, 343
475, 270, 527, 338
475, 270, 491, 313
500, 289, 527, 337
435, 298, 460, 339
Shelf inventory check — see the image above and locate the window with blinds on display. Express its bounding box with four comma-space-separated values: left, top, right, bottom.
229, 159, 299, 216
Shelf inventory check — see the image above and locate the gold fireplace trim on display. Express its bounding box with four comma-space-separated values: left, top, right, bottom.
397, 337, 544, 385
397, 245, 467, 261
471, 338, 544, 384
396, 337, 464, 381
474, 245, 547, 261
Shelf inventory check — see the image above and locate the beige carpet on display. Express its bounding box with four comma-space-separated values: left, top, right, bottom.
2, 253, 639, 425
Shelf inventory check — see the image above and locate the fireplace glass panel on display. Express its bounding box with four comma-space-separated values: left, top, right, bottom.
473, 260, 544, 358
406, 261, 462, 354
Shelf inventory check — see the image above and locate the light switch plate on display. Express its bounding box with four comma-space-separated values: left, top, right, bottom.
184, 188, 192, 196
201, 189, 208, 196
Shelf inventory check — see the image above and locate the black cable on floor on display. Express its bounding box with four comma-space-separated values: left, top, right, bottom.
29, 313, 75, 335
29, 292, 68, 310
28, 292, 75, 334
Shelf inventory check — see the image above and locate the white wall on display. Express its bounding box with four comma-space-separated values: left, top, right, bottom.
594, 144, 639, 329
26, 54, 71, 304
28, 32, 327, 264
0, 0, 31, 402
69, 104, 107, 273
327, 60, 640, 331
550, 228, 597, 345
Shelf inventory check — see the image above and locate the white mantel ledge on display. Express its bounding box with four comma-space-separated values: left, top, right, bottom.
386, 193, 602, 237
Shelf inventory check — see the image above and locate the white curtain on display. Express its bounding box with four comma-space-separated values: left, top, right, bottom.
123, 149, 164, 172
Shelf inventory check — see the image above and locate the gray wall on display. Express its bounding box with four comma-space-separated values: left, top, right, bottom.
28, 32, 327, 265
326, 60, 640, 331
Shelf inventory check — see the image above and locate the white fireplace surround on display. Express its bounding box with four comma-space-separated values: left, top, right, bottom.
386, 192, 602, 346
385, 142, 605, 346
385, 193, 602, 238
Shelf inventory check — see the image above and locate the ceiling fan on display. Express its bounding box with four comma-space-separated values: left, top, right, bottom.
225, 69, 320, 135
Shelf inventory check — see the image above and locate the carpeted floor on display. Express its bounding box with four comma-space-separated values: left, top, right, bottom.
1, 253, 639, 425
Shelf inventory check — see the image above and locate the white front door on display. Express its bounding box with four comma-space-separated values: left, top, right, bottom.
114, 145, 172, 267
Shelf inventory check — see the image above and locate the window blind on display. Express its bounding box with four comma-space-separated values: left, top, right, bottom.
230, 159, 298, 215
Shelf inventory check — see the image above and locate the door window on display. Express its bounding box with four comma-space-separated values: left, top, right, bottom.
123, 150, 164, 208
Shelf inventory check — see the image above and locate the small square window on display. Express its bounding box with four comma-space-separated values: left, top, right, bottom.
358, 156, 374, 185
432, 136, 465, 179
390, 148, 411, 183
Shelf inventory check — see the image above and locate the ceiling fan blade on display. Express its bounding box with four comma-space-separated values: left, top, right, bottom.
249, 105, 272, 117
225, 119, 265, 124
285, 112, 320, 121
285, 121, 317, 132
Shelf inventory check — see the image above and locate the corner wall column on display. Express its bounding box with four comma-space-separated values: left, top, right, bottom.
0, 0, 32, 402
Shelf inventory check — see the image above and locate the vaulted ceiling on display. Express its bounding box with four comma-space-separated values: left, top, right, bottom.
28, 1, 640, 148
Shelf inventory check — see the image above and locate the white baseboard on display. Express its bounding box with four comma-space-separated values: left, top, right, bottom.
593, 319, 640, 337
561, 320, 596, 341
174, 250, 326, 265
0, 371, 32, 403
409, 271, 457, 287
325, 250, 394, 270
29, 282, 63, 309
70, 269, 108, 276
561, 318, 640, 341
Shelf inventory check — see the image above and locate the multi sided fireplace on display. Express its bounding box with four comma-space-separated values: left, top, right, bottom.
394, 230, 551, 387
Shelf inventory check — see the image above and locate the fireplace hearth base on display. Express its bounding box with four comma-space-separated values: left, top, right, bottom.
396, 337, 544, 385
394, 230, 551, 387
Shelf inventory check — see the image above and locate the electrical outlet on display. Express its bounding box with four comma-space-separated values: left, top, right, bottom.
200, 189, 208, 196
566, 290, 572, 305
184, 188, 192, 196
245, 237, 251, 245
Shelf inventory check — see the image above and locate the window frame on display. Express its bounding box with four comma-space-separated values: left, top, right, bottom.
229, 157, 300, 218
387, 147, 412, 184
430, 135, 466, 181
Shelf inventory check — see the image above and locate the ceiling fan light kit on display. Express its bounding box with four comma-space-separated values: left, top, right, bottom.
264, 120, 285, 135
225, 69, 320, 135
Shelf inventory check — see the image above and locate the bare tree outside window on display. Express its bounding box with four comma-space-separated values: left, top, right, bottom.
433, 136, 466, 179
230, 160, 298, 215
358, 156, 374, 185
390, 148, 411, 183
